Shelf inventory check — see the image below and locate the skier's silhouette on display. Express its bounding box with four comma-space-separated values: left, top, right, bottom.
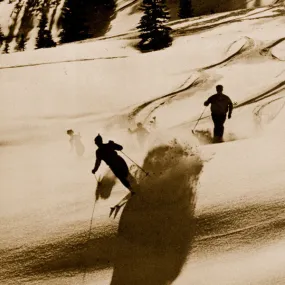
204, 85, 233, 142
128, 123, 149, 146
92, 134, 133, 191
92, 134, 136, 217
66, 129, 85, 156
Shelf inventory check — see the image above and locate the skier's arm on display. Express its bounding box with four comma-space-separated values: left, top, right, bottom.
204, 96, 213, 106
109, 140, 123, 151
93, 158, 101, 173
92, 150, 101, 173
228, 98, 233, 118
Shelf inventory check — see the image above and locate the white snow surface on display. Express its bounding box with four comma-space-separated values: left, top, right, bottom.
1, 3, 285, 285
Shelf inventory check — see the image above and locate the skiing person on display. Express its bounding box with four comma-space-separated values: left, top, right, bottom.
91, 134, 136, 217
204, 85, 233, 142
128, 122, 149, 146
67, 129, 85, 156
91, 134, 134, 192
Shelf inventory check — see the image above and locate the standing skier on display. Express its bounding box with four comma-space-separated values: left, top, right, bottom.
67, 129, 85, 156
204, 85, 233, 142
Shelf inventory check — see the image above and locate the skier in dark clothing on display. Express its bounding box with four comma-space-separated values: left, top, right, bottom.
91, 134, 135, 194
204, 85, 233, 142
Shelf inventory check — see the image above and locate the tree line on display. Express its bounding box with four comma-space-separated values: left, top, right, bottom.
0, 0, 193, 53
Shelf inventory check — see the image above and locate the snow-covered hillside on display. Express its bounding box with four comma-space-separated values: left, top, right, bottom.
1, 2, 285, 285
0, 0, 280, 52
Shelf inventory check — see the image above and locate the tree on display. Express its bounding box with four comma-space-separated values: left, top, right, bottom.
36, 8, 56, 49
137, 0, 172, 52
0, 25, 4, 47
178, 0, 193, 19
3, 41, 9, 54
15, 34, 27, 51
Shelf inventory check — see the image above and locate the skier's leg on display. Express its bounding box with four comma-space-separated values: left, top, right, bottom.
219, 115, 227, 138
212, 115, 219, 138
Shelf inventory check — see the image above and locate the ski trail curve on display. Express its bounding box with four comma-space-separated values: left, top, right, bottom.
201, 37, 255, 70
128, 72, 202, 121
260, 37, 285, 59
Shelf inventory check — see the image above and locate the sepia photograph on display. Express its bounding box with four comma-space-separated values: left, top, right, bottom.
1, 0, 285, 284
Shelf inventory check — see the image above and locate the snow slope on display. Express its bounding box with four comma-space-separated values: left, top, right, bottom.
1, 3, 285, 285
0, 0, 280, 52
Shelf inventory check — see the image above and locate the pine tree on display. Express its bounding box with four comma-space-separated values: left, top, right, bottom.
15, 34, 27, 51
137, 0, 172, 52
0, 25, 4, 47
36, 8, 56, 49
178, 0, 193, 19
3, 41, 9, 54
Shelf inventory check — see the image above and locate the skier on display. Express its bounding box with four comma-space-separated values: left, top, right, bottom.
91, 134, 136, 217
67, 129, 85, 156
128, 122, 149, 146
149, 116, 157, 129
204, 85, 233, 142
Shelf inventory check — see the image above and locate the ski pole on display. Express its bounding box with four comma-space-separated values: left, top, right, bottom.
82, 179, 98, 283
120, 150, 149, 176
94, 174, 99, 184
192, 106, 207, 133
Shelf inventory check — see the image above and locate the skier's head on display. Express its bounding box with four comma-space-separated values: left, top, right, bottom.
94, 134, 103, 146
67, 129, 74, 135
216, 85, 223, 94
137, 122, 143, 128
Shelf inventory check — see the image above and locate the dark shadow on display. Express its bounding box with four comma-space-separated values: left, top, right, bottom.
58, 0, 117, 42
7, 0, 24, 43
129, 0, 249, 20
191, 0, 247, 17
48, 0, 61, 31
2, 199, 285, 283
0, 229, 118, 283
95, 170, 117, 200
110, 143, 204, 285
16, 0, 40, 43
194, 200, 285, 254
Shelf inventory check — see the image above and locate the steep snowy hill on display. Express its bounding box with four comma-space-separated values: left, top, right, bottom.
1, 2, 285, 285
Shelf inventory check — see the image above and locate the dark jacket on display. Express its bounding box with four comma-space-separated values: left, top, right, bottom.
96, 141, 123, 167
204, 94, 233, 116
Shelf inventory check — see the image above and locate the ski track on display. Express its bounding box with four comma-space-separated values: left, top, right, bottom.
173, 6, 284, 38
128, 73, 202, 120
0, 56, 127, 70
201, 37, 255, 70
260, 37, 285, 59
127, 36, 264, 126
115, 0, 139, 13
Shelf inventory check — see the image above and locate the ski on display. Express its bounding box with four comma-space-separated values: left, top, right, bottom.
109, 192, 135, 219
